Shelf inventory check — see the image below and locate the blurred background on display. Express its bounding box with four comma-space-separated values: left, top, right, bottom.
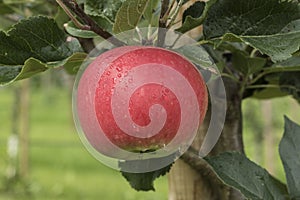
0, 69, 167, 200
0, 69, 299, 200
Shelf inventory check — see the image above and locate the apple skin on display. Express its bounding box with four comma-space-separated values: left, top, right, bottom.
76, 46, 208, 155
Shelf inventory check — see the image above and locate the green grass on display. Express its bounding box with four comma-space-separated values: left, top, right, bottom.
0, 83, 168, 200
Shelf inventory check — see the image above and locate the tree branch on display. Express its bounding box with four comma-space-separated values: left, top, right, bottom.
159, 0, 170, 26
58, 0, 125, 47
180, 147, 214, 177
180, 147, 230, 199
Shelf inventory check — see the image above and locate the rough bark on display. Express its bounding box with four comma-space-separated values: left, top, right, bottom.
168, 76, 245, 200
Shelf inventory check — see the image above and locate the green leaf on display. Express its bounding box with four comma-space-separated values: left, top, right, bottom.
3, 0, 58, 17
85, 0, 125, 22
0, 58, 47, 85
91, 15, 114, 32
204, 0, 300, 38
0, 16, 83, 85
0, 0, 13, 14
84, 0, 122, 32
120, 162, 173, 191
269, 56, 300, 73
251, 87, 288, 100
143, 0, 160, 27
250, 57, 300, 100
279, 72, 300, 102
182, 1, 205, 25
206, 152, 289, 200
203, 0, 300, 62
0, 65, 22, 84
0, 16, 82, 65
63, 53, 87, 75
54, 6, 70, 29
173, 45, 217, 71
0, 53, 86, 85
176, 0, 216, 33
239, 32, 300, 62
65, 21, 98, 38
232, 50, 266, 75
113, 0, 150, 33
279, 117, 300, 199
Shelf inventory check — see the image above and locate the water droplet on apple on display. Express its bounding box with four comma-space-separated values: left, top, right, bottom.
116, 66, 122, 72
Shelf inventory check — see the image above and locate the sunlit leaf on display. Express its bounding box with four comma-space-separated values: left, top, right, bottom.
203, 0, 300, 62
113, 0, 150, 33
176, 0, 216, 33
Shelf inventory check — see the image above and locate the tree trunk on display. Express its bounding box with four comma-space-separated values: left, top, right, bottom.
262, 100, 275, 175
168, 77, 244, 200
19, 79, 30, 179
6, 86, 21, 182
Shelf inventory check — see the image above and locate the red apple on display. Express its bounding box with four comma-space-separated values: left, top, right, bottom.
76, 46, 208, 157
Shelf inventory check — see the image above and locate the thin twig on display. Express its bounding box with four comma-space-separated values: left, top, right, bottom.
159, 0, 170, 27
56, 0, 89, 30
250, 48, 258, 58
59, 0, 125, 47
221, 73, 240, 83
162, 0, 176, 21
166, 0, 183, 28
158, 0, 170, 47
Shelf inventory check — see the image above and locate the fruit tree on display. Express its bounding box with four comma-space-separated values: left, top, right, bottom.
0, 0, 300, 199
